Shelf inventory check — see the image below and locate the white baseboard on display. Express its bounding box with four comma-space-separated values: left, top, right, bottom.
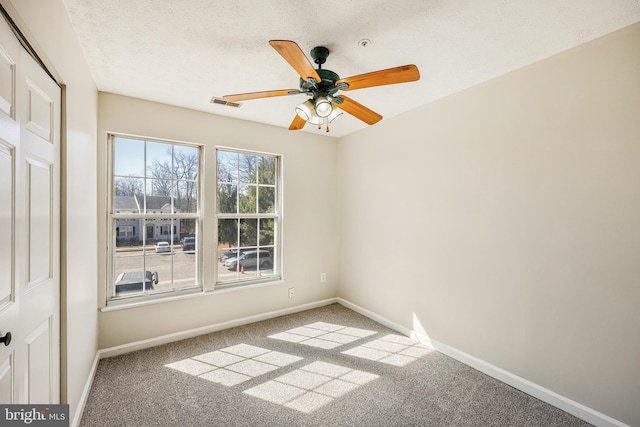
337, 297, 414, 336
336, 297, 630, 427
70, 351, 100, 427
99, 298, 338, 359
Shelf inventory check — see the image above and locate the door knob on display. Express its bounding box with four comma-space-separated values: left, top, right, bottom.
0, 332, 11, 346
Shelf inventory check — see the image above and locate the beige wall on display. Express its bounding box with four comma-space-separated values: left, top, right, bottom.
97, 93, 339, 348
6, 1, 638, 424
338, 23, 640, 426
2, 0, 99, 424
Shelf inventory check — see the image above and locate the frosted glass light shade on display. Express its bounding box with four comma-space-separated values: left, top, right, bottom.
328, 108, 343, 123
314, 97, 332, 117
295, 100, 315, 120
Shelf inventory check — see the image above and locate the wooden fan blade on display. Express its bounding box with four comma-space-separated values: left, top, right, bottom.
336, 64, 420, 91
223, 89, 300, 102
335, 95, 382, 125
269, 40, 321, 83
289, 115, 306, 130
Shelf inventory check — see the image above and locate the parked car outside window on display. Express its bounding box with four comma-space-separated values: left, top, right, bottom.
225, 250, 273, 271
155, 241, 172, 253
115, 271, 158, 295
219, 250, 240, 262
182, 237, 195, 252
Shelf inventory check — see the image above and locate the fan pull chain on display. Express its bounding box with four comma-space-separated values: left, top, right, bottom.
312, 118, 331, 133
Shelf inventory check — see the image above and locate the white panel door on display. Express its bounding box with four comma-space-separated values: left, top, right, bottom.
0, 14, 61, 405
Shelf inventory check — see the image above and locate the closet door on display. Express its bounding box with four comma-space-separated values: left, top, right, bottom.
0, 13, 61, 404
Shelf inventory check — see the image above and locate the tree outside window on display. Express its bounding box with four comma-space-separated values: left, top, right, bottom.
216, 149, 280, 284
107, 135, 281, 304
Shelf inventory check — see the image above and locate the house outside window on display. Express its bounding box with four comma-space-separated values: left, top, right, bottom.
109, 134, 200, 300
107, 135, 281, 304
116, 225, 135, 238
216, 148, 281, 286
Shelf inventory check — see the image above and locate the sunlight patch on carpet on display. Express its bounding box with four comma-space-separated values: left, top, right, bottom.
269, 322, 377, 349
243, 361, 378, 413
165, 344, 303, 386
341, 334, 433, 366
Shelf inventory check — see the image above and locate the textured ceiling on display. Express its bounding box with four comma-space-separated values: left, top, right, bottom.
62, 0, 640, 138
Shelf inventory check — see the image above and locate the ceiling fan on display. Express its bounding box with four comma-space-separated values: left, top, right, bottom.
222, 40, 420, 132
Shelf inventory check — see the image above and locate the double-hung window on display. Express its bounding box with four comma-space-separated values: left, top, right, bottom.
216, 148, 281, 285
109, 134, 200, 300
106, 136, 282, 304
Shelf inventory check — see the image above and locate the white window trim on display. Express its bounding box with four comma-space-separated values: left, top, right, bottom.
103, 136, 285, 308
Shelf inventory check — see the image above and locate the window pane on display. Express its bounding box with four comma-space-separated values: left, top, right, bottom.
146, 178, 173, 201
179, 219, 196, 247
177, 219, 197, 289
217, 151, 237, 183
259, 218, 274, 247
114, 183, 144, 217
144, 217, 178, 244
258, 186, 275, 213
146, 141, 172, 179
114, 177, 144, 199
218, 253, 241, 282
115, 219, 141, 246
172, 251, 196, 290
176, 180, 197, 214
238, 153, 257, 184
218, 219, 238, 249
217, 220, 240, 283
114, 255, 147, 297
145, 253, 174, 292
173, 145, 199, 180
114, 138, 145, 177
258, 156, 276, 185
256, 249, 274, 275
238, 184, 256, 214
240, 218, 257, 248
217, 184, 237, 214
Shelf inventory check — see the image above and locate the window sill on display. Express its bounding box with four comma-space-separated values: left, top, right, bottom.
100, 279, 286, 312
211, 278, 286, 294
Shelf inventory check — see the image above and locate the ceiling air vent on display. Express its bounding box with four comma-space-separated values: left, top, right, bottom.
210, 97, 242, 108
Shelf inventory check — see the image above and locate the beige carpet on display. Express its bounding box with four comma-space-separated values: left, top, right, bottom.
80, 303, 592, 426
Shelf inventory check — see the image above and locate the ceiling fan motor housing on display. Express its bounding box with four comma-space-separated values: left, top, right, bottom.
299, 69, 340, 97
296, 46, 342, 101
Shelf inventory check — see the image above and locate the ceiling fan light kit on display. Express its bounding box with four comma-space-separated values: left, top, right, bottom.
295, 99, 314, 121
222, 40, 420, 133
314, 96, 333, 117
328, 108, 343, 123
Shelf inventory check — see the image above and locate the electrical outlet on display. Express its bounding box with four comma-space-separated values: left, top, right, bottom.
320, 273, 327, 283
288, 288, 295, 298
